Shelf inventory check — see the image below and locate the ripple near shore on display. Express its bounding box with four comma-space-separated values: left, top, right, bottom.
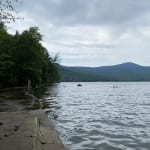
41, 82, 150, 150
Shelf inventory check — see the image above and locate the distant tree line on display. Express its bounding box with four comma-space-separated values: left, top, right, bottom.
0, 23, 59, 89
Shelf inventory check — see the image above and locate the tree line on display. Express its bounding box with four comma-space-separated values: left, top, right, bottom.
0, 23, 59, 89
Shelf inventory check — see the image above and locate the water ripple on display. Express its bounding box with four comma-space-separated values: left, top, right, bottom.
41, 82, 150, 150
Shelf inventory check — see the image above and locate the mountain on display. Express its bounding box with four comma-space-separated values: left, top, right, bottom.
57, 62, 150, 82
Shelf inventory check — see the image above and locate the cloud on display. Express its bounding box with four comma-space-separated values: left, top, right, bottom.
17, 0, 150, 27
7, 0, 150, 66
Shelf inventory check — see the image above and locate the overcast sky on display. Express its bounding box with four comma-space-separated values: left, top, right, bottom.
7, 0, 150, 66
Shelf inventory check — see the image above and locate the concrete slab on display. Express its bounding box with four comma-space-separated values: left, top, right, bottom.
0, 111, 65, 150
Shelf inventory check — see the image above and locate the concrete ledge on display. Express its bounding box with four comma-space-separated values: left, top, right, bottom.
0, 111, 65, 150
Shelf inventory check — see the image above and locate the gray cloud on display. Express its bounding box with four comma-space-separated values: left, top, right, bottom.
7, 0, 150, 66
18, 0, 150, 27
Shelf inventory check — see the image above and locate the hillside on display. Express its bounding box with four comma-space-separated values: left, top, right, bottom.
57, 62, 150, 81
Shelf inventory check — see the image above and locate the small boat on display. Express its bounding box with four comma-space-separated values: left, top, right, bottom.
113, 85, 118, 88
77, 84, 82, 87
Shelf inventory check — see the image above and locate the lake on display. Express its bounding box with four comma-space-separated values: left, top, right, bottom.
39, 82, 150, 150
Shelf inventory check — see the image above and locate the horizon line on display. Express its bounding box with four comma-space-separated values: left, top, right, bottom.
60, 62, 150, 68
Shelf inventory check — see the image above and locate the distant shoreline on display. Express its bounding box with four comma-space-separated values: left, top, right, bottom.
58, 62, 150, 82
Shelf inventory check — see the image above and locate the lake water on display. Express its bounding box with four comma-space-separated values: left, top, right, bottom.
40, 82, 150, 150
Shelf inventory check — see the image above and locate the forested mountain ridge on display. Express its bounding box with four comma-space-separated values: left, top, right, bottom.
58, 62, 150, 81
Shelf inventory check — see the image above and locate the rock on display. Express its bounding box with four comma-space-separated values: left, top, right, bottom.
0, 111, 65, 150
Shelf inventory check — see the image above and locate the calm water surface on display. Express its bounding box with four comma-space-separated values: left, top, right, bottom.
40, 82, 150, 150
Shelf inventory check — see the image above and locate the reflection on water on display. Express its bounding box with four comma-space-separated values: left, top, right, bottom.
34, 84, 61, 119
0, 88, 41, 111
0, 85, 59, 113
39, 82, 150, 150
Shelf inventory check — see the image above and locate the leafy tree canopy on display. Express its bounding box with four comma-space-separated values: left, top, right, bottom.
0, 24, 59, 89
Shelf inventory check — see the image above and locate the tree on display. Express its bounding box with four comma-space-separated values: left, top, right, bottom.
0, 0, 20, 23
0, 54, 15, 87
12, 27, 59, 87
0, 23, 16, 88
0, 26, 59, 89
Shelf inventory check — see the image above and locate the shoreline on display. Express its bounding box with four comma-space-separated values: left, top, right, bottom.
0, 88, 65, 150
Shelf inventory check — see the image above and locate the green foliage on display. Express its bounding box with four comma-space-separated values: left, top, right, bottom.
0, 25, 59, 89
